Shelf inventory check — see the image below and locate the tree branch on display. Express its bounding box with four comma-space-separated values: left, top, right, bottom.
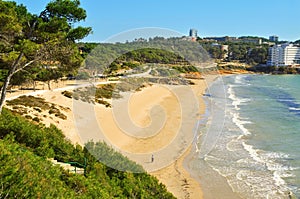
14, 59, 37, 74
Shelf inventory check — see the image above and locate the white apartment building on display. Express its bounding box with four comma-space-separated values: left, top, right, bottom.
267, 44, 300, 66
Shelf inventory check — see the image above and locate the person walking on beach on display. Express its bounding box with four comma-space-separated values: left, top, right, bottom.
151, 154, 154, 163
288, 191, 293, 199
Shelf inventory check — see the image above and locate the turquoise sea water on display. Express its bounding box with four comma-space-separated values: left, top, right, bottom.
197, 74, 300, 198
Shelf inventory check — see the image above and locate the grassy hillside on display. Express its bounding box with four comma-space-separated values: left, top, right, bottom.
0, 109, 175, 198
81, 38, 211, 75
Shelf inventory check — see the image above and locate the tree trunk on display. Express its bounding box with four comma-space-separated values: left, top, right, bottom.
0, 74, 12, 114
33, 81, 36, 92
0, 52, 24, 114
47, 81, 51, 90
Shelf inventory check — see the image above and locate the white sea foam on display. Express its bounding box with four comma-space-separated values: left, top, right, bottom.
234, 75, 245, 85
226, 83, 292, 196
228, 85, 251, 110
242, 142, 264, 163
262, 151, 290, 160
199, 75, 300, 198
289, 107, 300, 111
242, 141, 293, 189
232, 113, 252, 136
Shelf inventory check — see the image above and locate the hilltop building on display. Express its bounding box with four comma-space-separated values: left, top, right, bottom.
239, 37, 262, 45
267, 44, 300, 66
204, 36, 237, 42
203, 36, 261, 44
189, 29, 198, 41
269, 35, 279, 42
189, 29, 198, 38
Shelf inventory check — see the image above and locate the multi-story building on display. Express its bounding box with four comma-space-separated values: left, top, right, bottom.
204, 36, 261, 44
189, 28, 198, 38
269, 35, 279, 42
239, 37, 262, 45
267, 44, 300, 66
204, 36, 237, 42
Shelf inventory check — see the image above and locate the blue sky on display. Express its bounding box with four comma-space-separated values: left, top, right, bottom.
13, 0, 300, 42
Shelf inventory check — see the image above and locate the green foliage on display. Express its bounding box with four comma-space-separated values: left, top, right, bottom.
115, 48, 187, 65
85, 141, 144, 173
95, 99, 111, 107
36, 68, 63, 82
95, 83, 117, 99
248, 65, 300, 74
77, 42, 98, 58
0, 109, 81, 161
217, 64, 247, 70
83, 38, 211, 75
61, 84, 121, 106
116, 77, 150, 92
201, 44, 224, 59
45, 0, 87, 23
0, 138, 76, 198
0, 70, 8, 82
0, 109, 175, 198
67, 26, 92, 42
228, 44, 249, 61
75, 70, 90, 80
0, 0, 92, 113
200, 39, 269, 65
172, 65, 198, 73
62, 90, 73, 98
150, 67, 177, 77
106, 48, 188, 74
247, 47, 268, 64
294, 39, 300, 44
7, 95, 50, 110
6, 95, 68, 120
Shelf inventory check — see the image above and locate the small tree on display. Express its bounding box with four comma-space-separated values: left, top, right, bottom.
0, 0, 92, 114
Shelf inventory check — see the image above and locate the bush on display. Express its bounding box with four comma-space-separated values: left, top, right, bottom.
7, 96, 67, 120
76, 71, 90, 80
85, 141, 144, 173
32, 117, 40, 123
62, 90, 73, 98
0, 109, 175, 198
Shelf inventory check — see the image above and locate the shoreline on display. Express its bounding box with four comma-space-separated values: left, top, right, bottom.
149, 76, 213, 199
186, 73, 299, 199
181, 74, 242, 199
4, 75, 221, 199
6, 72, 295, 198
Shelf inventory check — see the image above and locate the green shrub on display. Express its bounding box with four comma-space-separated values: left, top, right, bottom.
62, 90, 73, 98
34, 107, 42, 112
96, 99, 111, 107
25, 115, 32, 120
32, 117, 40, 122
0, 109, 175, 198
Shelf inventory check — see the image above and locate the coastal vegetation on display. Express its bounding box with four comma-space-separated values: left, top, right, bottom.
6, 95, 68, 121
200, 39, 300, 74
61, 84, 120, 107
0, 109, 175, 198
0, 0, 92, 113
81, 37, 211, 76
0, 1, 176, 198
1, 0, 299, 197
61, 76, 194, 108
200, 41, 269, 65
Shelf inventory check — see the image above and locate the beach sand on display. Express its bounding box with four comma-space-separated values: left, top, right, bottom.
5, 76, 218, 199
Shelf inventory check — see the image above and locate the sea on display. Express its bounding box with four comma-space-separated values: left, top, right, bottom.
195, 74, 300, 199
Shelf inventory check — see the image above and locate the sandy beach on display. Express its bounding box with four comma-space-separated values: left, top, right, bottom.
5, 75, 217, 199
